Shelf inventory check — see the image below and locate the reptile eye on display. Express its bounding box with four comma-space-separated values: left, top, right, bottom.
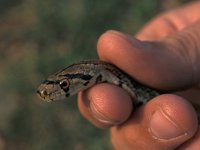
59, 79, 69, 89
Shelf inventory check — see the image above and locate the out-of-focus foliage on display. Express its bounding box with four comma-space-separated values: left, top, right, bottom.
0, 0, 189, 149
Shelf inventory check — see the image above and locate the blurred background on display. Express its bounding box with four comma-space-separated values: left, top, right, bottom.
0, 0, 191, 149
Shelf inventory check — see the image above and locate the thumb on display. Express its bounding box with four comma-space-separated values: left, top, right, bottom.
111, 94, 198, 150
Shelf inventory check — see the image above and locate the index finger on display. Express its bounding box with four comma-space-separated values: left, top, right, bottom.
97, 30, 200, 91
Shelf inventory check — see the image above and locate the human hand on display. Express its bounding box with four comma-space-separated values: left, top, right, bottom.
78, 1, 200, 150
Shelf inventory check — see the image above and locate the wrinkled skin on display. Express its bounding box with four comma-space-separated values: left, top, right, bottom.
77, 1, 200, 150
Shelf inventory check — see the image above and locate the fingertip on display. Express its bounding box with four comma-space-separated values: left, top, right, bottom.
96, 30, 172, 90
78, 83, 133, 128
148, 94, 198, 139
111, 94, 198, 150
148, 94, 198, 149
97, 30, 143, 61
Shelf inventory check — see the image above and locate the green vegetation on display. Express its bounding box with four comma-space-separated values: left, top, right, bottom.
0, 0, 188, 149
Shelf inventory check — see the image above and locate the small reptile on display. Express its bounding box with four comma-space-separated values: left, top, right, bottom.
37, 60, 200, 121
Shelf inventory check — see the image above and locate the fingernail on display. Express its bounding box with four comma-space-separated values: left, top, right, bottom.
90, 101, 123, 126
106, 30, 126, 36
149, 109, 187, 140
106, 30, 143, 47
106, 30, 131, 41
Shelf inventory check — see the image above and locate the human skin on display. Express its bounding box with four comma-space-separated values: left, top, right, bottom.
77, 1, 200, 150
